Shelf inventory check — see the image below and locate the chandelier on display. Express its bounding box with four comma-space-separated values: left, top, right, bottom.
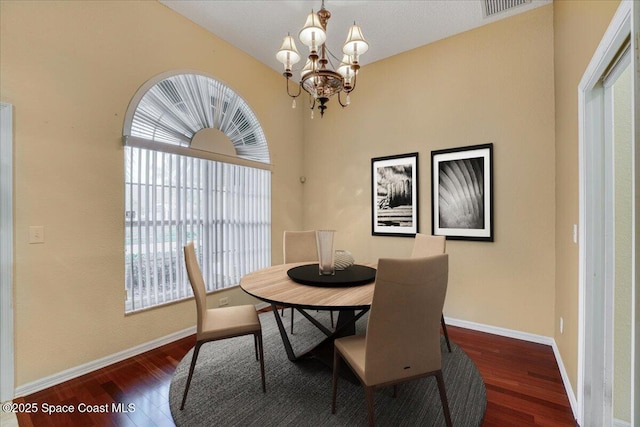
276, 0, 369, 118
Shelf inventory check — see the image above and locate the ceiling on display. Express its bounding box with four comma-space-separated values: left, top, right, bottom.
161, 0, 552, 74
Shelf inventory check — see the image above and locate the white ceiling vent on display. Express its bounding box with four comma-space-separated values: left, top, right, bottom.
483, 0, 532, 18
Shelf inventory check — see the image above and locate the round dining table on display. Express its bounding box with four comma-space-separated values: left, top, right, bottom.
240, 262, 376, 366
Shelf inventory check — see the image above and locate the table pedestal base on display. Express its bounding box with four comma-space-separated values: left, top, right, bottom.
270, 304, 369, 384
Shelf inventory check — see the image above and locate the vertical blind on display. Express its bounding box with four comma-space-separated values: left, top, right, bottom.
124, 146, 271, 312
123, 72, 271, 312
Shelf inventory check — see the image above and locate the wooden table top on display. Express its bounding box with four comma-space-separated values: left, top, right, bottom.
240, 262, 376, 310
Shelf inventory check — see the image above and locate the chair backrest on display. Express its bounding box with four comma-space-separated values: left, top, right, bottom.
410, 233, 446, 258
364, 255, 449, 386
283, 230, 318, 263
184, 242, 207, 337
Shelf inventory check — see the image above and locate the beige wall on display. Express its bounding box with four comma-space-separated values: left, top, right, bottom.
302, 6, 556, 336
1, 0, 626, 402
553, 0, 620, 397
0, 0, 303, 387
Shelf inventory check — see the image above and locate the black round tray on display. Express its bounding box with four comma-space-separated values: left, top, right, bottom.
287, 264, 376, 287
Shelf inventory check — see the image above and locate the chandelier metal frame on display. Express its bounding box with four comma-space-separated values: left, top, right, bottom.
276, 1, 369, 118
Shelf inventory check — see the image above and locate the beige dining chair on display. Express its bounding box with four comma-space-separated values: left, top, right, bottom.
180, 242, 266, 410
331, 255, 452, 427
282, 230, 334, 332
411, 233, 452, 352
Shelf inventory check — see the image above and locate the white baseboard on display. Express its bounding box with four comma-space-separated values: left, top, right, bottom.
444, 316, 578, 422
13, 308, 580, 425
14, 301, 270, 398
550, 340, 579, 420
14, 326, 196, 398
444, 316, 554, 345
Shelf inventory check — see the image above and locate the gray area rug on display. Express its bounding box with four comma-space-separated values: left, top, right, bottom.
169, 311, 486, 426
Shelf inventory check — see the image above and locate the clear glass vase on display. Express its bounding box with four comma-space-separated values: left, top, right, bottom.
316, 230, 335, 275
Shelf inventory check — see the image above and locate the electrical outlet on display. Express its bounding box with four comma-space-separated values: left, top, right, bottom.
219, 297, 229, 307
560, 317, 564, 334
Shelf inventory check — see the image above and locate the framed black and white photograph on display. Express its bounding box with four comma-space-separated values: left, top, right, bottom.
431, 144, 493, 241
371, 152, 418, 236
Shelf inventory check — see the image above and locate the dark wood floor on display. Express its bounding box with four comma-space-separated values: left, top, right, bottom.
13, 320, 576, 426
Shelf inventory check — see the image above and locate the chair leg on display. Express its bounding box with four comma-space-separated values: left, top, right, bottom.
441, 313, 452, 353
253, 334, 259, 361
331, 349, 340, 414
435, 371, 453, 427
364, 385, 375, 426
257, 332, 266, 393
180, 341, 203, 410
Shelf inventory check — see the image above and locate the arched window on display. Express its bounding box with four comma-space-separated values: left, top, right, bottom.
122, 71, 271, 312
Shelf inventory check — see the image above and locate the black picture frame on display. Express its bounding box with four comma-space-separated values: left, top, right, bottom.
371, 152, 419, 237
431, 143, 493, 241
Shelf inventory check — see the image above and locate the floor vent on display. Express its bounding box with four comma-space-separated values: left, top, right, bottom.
483, 0, 532, 18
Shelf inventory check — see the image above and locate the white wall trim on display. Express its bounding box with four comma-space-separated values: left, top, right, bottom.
13, 301, 267, 397
445, 316, 578, 421
14, 308, 579, 422
631, 3, 639, 425
577, 2, 634, 425
445, 316, 552, 345
14, 326, 196, 398
551, 340, 579, 420
0, 103, 14, 403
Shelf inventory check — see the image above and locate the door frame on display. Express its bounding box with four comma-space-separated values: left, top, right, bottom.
634, 5, 639, 425
0, 102, 14, 403
577, 1, 637, 425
